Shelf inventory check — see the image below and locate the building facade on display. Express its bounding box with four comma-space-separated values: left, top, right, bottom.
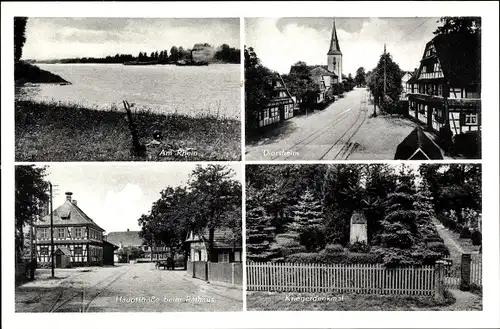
407, 33, 481, 138
34, 192, 105, 267
257, 73, 295, 128
186, 228, 242, 263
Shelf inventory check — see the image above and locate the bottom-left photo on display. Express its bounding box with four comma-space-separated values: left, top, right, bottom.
14, 163, 243, 312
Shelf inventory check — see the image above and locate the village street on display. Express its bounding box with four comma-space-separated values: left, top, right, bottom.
246, 88, 420, 160
15, 263, 243, 312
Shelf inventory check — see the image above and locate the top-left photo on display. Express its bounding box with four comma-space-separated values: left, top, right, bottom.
14, 17, 241, 162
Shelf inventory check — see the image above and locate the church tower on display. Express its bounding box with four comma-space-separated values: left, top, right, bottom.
327, 19, 342, 81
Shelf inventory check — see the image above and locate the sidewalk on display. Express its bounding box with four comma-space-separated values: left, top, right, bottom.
170, 270, 243, 301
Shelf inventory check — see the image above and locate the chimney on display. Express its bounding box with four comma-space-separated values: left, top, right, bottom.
65, 192, 73, 202
72, 200, 77, 206
127, 228, 130, 232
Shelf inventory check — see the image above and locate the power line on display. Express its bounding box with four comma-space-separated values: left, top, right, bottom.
395, 17, 436, 44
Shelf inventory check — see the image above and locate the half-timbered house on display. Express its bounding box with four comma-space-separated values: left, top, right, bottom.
34, 192, 105, 267
407, 32, 481, 138
257, 73, 295, 128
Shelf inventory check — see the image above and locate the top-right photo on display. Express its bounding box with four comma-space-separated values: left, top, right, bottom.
245, 17, 481, 160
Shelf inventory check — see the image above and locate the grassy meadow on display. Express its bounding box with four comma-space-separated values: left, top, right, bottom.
15, 101, 241, 161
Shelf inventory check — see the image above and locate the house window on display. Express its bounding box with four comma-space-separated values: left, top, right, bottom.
234, 251, 241, 262
144, 246, 149, 251
218, 251, 229, 263
40, 247, 49, 255
75, 228, 82, 239
58, 228, 65, 238
74, 246, 83, 255
40, 228, 48, 239
464, 113, 478, 126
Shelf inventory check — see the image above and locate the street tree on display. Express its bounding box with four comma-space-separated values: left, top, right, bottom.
282, 61, 320, 106
354, 67, 366, 87
367, 52, 403, 110
15, 165, 49, 260
244, 46, 274, 133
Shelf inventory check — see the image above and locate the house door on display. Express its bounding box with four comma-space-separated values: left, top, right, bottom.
279, 105, 285, 122
55, 254, 62, 268
427, 107, 433, 130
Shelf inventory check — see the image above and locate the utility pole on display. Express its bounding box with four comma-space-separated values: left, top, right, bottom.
383, 43, 387, 98
50, 182, 55, 278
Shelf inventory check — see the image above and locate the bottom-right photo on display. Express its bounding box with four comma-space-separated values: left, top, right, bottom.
245, 163, 482, 311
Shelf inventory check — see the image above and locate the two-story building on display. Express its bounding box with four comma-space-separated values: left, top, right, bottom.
34, 192, 105, 267
257, 73, 295, 128
407, 32, 481, 138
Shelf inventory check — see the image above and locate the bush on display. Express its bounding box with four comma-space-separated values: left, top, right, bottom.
345, 252, 382, 264
348, 241, 370, 253
471, 230, 482, 246
428, 242, 450, 257
425, 235, 444, 244
459, 227, 471, 239
452, 131, 481, 159
285, 253, 321, 264
323, 244, 344, 254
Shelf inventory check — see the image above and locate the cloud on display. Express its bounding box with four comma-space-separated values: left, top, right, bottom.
100, 183, 145, 232
23, 17, 240, 59
246, 17, 439, 75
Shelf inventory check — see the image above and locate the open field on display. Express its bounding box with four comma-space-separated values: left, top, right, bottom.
15, 101, 241, 161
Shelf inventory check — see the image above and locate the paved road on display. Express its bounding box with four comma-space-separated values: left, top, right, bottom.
246, 88, 369, 160
16, 263, 243, 312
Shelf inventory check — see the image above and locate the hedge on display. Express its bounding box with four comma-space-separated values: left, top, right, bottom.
471, 230, 482, 246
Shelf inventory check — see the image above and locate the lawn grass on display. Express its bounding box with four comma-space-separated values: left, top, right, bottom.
15, 100, 241, 161
247, 291, 456, 311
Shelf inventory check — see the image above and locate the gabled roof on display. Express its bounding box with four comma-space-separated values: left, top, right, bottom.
185, 228, 241, 249
327, 19, 342, 56
36, 199, 105, 231
289, 65, 338, 78
106, 230, 143, 247
394, 126, 444, 160
420, 32, 481, 85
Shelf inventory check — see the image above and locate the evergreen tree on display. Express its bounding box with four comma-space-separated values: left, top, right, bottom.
14, 17, 28, 61
288, 189, 325, 251
246, 206, 279, 262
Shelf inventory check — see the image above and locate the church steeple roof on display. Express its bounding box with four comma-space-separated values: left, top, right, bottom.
327, 19, 342, 55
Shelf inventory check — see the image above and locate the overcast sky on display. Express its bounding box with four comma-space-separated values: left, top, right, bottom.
23, 17, 240, 60
39, 163, 242, 233
245, 17, 442, 75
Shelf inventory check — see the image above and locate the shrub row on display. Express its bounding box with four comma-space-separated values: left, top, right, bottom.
284, 250, 382, 265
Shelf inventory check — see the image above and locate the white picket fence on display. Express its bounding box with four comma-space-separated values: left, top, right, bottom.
247, 262, 435, 296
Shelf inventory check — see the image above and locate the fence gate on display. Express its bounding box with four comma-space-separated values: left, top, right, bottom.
443, 253, 482, 290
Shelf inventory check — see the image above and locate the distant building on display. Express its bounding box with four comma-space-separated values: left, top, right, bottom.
34, 192, 105, 267
407, 32, 481, 136
257, 73, 295, 128
105, 229, 169, 262
185, 228, 242, 263
400, 71, 414, 100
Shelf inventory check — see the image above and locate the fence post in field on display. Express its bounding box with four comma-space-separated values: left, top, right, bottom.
434, 260, 446, 302
460, 253, 472, 291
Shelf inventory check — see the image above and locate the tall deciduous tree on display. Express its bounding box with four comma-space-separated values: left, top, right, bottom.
14, 17, 28, 62
188, 165, 242, 262
354, 67, 366, 87
282, 61, 320, 105
368, 52, 403, 106
15, 165, 49, 260
434, 17, 481, 36
244, 46, 274, 133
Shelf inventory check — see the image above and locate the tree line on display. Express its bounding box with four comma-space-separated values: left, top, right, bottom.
138, 165, 242, 265
31, 44, 240, 64
246, 164, 481, 267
